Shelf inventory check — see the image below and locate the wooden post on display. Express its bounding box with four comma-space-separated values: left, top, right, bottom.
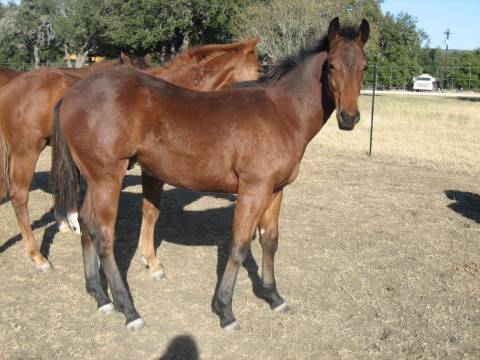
369, 64, 377, 157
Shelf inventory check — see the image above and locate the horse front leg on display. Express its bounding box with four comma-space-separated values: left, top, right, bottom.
139, 172, 165, 279
212, 182, 273, 330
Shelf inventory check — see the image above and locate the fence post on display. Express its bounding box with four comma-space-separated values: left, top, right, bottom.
369, 64, 377, 157
468, 67, 472, 102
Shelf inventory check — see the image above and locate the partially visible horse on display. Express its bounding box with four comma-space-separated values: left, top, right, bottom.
0, 39, 259, 273
51, 18, 369, 331
0, 65, 22, 87
0, 54, 151, 271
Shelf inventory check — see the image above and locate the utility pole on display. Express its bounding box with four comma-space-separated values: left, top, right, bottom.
443, 28, 451, 89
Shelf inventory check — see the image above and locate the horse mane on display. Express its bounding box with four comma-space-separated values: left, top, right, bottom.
233, 26, 360, 88
160, 38, 257, 72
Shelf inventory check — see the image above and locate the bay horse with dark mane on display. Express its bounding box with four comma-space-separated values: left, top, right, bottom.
50, 18, 369, 331
0, 39, 259, 273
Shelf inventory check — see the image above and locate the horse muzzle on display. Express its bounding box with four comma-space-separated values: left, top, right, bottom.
337, 110, 360, 131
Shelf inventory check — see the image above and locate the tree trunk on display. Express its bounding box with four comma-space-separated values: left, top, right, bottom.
75, 50, 89, 68
33, 44, 40, 69
63, 45, 73, 68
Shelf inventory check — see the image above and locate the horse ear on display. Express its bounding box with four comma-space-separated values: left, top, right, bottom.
120, 51, 132, 65
328, 17, 341, 43
242, 36, 259, 53
144, 53, 153, 66
359, 19, 370, 45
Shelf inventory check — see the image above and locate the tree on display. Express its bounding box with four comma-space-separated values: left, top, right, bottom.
100, 0, 248, 61
237, 0, 382, 65
101, 0, 191, 59
16, 0, 57, 68
372, 12, 429, 89
54, 0, 107, 68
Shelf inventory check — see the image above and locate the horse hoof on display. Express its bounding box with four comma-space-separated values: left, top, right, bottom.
98, 303, 115, 316
126, 318, 145, 332
37, 262, 52, 273
272, 302, 289, 313
151, 270, 165, 281
223, 321, 240, 331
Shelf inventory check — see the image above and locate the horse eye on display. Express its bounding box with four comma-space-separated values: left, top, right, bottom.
328, 63, 335, 72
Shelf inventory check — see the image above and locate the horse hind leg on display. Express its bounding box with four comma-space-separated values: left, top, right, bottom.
89, 174, 144, 330
79, 189, 114, 315
139, 172, 165, 280
9, 149, 50, 271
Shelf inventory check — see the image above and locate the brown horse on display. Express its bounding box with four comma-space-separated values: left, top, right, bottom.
51, 17, 369, 331
0, 65, 22, 87
0, 54, 151, 271
149, 38, 259, 91
0, 39, 258, 274
0, 39, 259, 272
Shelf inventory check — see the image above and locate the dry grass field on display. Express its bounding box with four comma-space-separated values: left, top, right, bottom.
0, 94, 479, 360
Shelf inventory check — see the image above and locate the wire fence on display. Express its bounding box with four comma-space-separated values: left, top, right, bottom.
363, 65, 480, 92
2, 60, 480, 93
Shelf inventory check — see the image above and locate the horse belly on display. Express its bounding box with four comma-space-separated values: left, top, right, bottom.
138, 149, 239, 194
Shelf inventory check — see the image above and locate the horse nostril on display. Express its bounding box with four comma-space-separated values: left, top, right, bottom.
340, 111, 359, 125
353, 111, 360, 124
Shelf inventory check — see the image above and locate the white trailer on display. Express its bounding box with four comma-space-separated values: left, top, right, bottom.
413, 74, 436, 91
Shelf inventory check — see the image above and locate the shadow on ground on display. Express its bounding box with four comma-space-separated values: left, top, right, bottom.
158, 334, 199, 360
116, 175, 265, 310
1, 170, 267, 314
456, 96, 480, 102
445, 190, 480, 224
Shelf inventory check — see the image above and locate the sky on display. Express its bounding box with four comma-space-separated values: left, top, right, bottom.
1, 0, 479, 50
381, 0, 480, 50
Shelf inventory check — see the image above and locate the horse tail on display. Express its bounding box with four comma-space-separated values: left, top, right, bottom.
0, 124, 11, 201
49, 99, 80, 229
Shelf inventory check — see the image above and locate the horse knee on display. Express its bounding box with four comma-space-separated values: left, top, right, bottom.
9, 186, 27, 206
142, 205, 159, 222
230, 243, 249, 266
259, 228, 279, 253
89, 226, 114, 258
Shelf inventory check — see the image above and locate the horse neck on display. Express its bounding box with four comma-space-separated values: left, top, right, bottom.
268, 52, 336, 149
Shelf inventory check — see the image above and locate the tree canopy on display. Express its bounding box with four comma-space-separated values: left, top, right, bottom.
0, 0, 478, 89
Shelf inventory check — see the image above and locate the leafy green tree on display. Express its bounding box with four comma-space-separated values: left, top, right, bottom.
0, 0, 58, 68
370, 12, 428, 89
101, 0, 191, 58
100, 0, 248, 61
237, 0, 382, 66
54, 0, 107, 67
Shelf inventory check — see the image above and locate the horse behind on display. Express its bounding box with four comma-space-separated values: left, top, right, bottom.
0, 39, 259, 274
51, 17, 369, 331
0, 54, 151, 271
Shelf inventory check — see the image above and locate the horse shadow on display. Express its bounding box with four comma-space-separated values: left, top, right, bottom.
0, 172, 141, 255
115, 176, 264, 305
0, 171, 58, 255
445, 190, 480, 224
1, 170, 265, 308
158, 334, 198, 360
